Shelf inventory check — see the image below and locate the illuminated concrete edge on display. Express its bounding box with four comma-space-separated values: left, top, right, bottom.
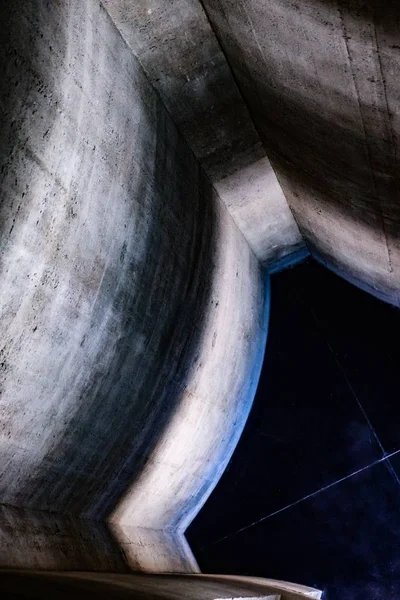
101, 0, 307, 267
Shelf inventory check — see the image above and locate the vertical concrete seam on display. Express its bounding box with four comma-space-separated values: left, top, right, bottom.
338, 1, 393, 277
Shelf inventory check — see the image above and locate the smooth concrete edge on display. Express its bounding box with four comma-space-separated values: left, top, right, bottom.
100, 0, 307, 269
266, 247, 310, 275
0, 570, 319, 600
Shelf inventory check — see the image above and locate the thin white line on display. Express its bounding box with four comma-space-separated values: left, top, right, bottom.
204, 449, 400, 549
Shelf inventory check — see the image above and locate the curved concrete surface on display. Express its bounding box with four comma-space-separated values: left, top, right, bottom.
3, 0, 397, 584
100, 0, 400, 304
0, 0, 269, 572
200, 0, 400, 305
0, 571, 322, 600
101, 0, 306, 268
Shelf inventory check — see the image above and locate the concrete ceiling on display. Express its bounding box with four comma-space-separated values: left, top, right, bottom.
104, 0, 400, 306
102, 0, 306, 268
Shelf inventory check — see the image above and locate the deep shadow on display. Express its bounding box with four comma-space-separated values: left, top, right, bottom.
188, 259, 400, 599
0, 0, 216, 521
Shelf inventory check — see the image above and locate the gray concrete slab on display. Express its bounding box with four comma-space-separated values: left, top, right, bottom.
0, 571, 322, 600
101, 0, 305, 266
200, 0, 400, 305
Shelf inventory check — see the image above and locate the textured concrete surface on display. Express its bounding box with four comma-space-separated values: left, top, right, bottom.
0, 505, 199, 574
108, 525, 199, 574
200, 0, 400, 305
214, 157, 306, 267
4, 0, 398, 586
101, 0, 305, 266
0, 505, 127, 572
0, 0, 269, 573
198, 576, 322, 599
0, 571, 322, 600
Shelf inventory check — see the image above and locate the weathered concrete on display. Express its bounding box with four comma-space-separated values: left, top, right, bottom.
108, 199, 270, 533
200, 0, 400, 305
108, 525, 200, 574
0, 504, 198, 573
107, 194, 270, 571
0, 0, 269, 572
198, 575, 322, 600
101, 0, 305, 267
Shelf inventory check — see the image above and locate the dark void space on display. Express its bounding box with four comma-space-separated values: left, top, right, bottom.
187, 259, 400, 600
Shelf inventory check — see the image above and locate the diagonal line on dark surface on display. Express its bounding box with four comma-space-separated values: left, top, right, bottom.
310, 307, 388, 458
201, 448, 400, 550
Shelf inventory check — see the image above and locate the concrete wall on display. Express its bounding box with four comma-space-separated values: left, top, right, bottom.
201, 0, 400, 306
101, 0, 306, 268
0, 0, 269, 571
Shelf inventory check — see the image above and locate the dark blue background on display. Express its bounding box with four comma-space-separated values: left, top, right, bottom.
187, 259, 400, 600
